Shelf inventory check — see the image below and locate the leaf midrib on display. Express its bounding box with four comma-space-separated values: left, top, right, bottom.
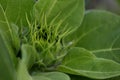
91, 48, 120, 53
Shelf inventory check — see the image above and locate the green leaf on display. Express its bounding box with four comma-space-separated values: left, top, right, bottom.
0, 0, 7, 10
17, 44, 38, 80
10, 23, 20, 52
17, 61, 32, 80
21, 44, 38, 69
72, 10, 120, 63
32, 72, 70, 80
18, 45, 70, 80
0, 0, 34, 26
0, 4, 20, 50
70, 75, 120, 80
0, 5, 20, 66
57, 47, 120, 79
32, 76, 50, 80
0, 32, 16, 80
34, 0, 84, 32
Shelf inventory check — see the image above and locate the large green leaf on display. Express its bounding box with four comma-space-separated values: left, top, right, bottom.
0, 32, 16, 80
0, 0, 34, 25
0, 5, 20, 66
57, 47, 120, 79
32, 72, 70, 80
34, 0, 84, 31
0, 0, 7, 10
71, 10, 120, 63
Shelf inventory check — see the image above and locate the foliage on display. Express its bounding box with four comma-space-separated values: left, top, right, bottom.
0, 0, 120, 80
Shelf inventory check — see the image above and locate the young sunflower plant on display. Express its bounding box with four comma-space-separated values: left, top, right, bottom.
1, 0, 120, 80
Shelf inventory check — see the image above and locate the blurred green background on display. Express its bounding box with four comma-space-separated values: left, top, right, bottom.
85, 0, 120, 14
